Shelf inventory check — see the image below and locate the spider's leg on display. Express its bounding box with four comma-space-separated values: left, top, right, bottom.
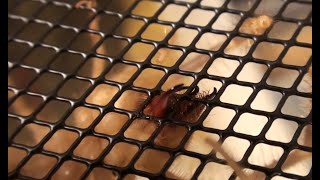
190, 86, 200, 97
206, 87, 218, 100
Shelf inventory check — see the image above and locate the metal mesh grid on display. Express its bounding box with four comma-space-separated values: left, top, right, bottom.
8, 0, 312, 179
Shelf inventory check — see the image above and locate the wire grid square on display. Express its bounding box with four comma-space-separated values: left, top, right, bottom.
8, 0, 312, 179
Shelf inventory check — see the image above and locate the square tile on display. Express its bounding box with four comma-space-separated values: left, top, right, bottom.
123, 42, 154, 62
73, 136, 109, 160
253, 42, 284, 61
217, 136, 250, 161
141, 23, 172, 41
61, 8, 94, 28
12, 0, 44, 18
88, 13, 120, 34
251, 89, 282, 112
297, 124, 312, 147
8, 67, 37, 89
235, 169, 266, 180
135, 149, 170, 174
50, 52, 84, 74
57, 79, 91, 100
8, 41, 31, 63
85, 84, 119, 106
104, 142, 139, 167
151, 48, 183, 67
161, 74, 194, 92
77, 57, 111, 78
124, 118, 158, 141
265, 118, 298, 143
16, 22, 50, 42
96, 38, 129, 57
8, 18, 26, 37
8, 117, 21, 140
203, 106, 236, 130
94, 112, 129, 136
212, 12, 241, 31
179, 52, 210, 73
114, 90, 148, 111
133, 68, 165, 89
22, 46, 56, 68
44, 129, 79, 154
36, 100, 71, 123
224, 37, 254, 56
51, 160, 87, 180
237, 62, 268, 83
268, 21, 298, 40
86, 168, 119, 180
297, 67, 312, 93
201, 0, 226, 8
199, 162, 233, 180
255, 0, 285, 17
29, 72, 63, 95
8, 147, 27, 173
233, 113, 268, 136
13, 123, 50, 147
228, 0, 256, 11
281, 149, 312, 176
220, 84, 253, 105
158, 4, 187, 22
207, 57, 239, 77
248, 143, 284, 168
42, 27, 77, 48
185, 9, 215, 26
114, 18, 145, 37
266, 67, 299, 88
65, 106, 100, 129
69, 32, 102, 53
281, 95, 311, 118
105, 63, 138, 83
184, 130, 219, 154
20, 154, 57, 179
165, 155, 200, 179
9, 94, 43, 117
196, 32, 227, 51
297, 26, 312, 44
106, 0, 136, 13
154, 123, 188, 149
37, 3, 69, 23
282, 2, 311, 20
131, 0, 162, 17
169, 27, 198, 47
282, 46, 311, 66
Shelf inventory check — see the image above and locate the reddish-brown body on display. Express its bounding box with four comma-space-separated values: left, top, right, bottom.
143, 94, 171, 118
143, 84, 217, 121
143, 84, 186, 118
